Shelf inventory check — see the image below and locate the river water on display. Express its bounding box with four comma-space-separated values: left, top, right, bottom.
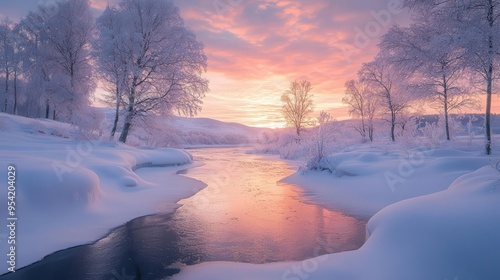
1, 148, 366, 280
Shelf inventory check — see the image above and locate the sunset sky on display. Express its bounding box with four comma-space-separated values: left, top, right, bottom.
2, 0, 495, 128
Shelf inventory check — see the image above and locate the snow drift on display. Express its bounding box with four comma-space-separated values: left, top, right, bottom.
0, 113, 205, 273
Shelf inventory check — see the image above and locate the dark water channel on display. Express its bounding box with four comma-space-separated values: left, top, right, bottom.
0, 148, 366, 280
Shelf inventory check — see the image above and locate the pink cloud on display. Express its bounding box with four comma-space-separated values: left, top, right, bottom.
6, 0, 484, 127
169, 0, 416, 125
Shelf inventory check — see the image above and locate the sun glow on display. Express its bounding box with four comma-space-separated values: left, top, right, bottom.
87, 1, 500, 128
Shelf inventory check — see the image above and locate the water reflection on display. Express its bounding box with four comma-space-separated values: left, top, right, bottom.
171, 148, 366, 263
0, 148, 365, 280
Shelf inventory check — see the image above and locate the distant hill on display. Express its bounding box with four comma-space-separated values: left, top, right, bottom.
97, 107, 273, 147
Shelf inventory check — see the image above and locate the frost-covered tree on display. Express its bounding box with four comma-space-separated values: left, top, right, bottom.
45, 0, 95, 121
95, 6, 129, 138
97, 0, 208, 143
17, 10, 54, 118
0, 19, 15, 113
8, 26, 23, 115
281, 79, 314, 137
403, 0, 500, 154
343, 79, 377, 141
301, 111, 336, 173
381, 19, 478, 141
313, 111, 334, 160
359, 57, 412, 142
17, 0, 95, 121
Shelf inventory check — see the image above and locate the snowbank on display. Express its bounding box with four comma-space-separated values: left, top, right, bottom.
172, 162, 500, 280
0, 113, 205, 273
285, 145, 491, 219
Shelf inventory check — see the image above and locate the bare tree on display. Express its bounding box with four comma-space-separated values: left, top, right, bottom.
403, 0, 500, 154
95, 6, 129, 138
381, 21, 478, 141
9, 25, 22, 115
359, 57, 412, 142
0, 19, 14, 113
343, 79, 377, 141
281, 79, 314, 137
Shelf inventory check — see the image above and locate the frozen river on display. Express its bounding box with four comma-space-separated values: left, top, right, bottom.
2, 148, 366, 280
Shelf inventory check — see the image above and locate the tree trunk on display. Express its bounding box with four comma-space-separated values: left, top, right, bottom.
111, 90, 120, 138
119, 119, 131, 143
485, 65, 492, 155
443, 94, 450, 141
442, 73, 450, 141
360, 112, 366, 140
444, 110, 450, 141
4, 68, 8, 113
118, 110, 132, 143
390, 110, 396, 142
110, 85, 120, 138
13, 69, 17, 115
111, 105, 120, 138
485, 3, 494, 155
119, 90, 135, 143
369, 125, 374, 142
45, 102, 50, 119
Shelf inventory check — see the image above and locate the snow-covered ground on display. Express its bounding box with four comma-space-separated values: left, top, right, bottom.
0, 113, 206, 273
287, 144, 494, 219
172, 143, 500, 279
3, 110, 500, 279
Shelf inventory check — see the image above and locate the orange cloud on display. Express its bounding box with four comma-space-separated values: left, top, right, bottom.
4, 0, 495, 128
170, 0, 420, 127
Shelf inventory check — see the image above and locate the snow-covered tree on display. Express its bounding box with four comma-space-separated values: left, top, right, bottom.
16, 0, 95, 121
403, 0, 500, 154
281, 79, 314, 137
97, 0, 208, 143
381, 19, 478, 141
0, 19, 15, 113
17, 10, 54, 118
95, 6, 129, 138
343, 79, 377, 141
313, 111, 334, 160
301, 111, 336, 173
45, 0, 95, 121
359, 57, 413, 142
8, 25, 23, 115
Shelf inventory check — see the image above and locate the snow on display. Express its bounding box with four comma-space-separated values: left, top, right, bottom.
2, 111, 500, 279
172, 144, 500, 280
0, 113, 205, 273
285, 145, 491, 219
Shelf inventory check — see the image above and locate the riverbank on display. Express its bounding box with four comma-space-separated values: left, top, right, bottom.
0, 113, 206, 274
1, 147, 367, 280
284, 145, 492, 219
172, 145, 500, 280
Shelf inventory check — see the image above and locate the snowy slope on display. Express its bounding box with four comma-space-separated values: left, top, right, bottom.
170, 116, 260, 136
97, 107, 271, 147
0, 113, 205, 273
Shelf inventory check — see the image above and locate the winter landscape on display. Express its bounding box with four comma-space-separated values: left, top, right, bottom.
1, 0, 500, 280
